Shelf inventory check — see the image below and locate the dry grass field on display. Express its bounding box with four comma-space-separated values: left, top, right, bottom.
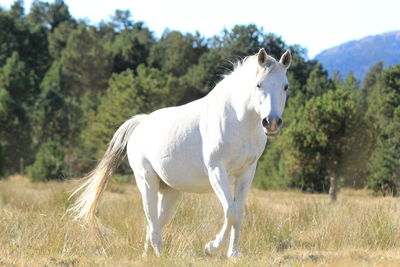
1, 175, 400, 266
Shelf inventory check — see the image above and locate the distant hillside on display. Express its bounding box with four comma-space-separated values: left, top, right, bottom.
315, 31, 400, 82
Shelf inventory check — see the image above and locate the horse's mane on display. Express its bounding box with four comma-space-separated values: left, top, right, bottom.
224, 53, 277, 79
232, 55, 257, 71
221, 55, 255, 80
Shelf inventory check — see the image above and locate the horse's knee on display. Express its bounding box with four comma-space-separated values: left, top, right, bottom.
149, 229, 161, 244
225, 204, 245, 225
225, 204, 239, 224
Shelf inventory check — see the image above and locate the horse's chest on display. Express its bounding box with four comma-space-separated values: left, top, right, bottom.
223, 137, 266, 177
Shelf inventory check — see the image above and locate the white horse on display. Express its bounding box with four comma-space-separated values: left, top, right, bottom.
69, 48, 291, 257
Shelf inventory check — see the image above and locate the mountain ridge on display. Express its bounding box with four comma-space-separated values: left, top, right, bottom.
314, 31, 400, 82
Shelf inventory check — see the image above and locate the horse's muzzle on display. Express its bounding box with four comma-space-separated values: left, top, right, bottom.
262, 117, 282, 136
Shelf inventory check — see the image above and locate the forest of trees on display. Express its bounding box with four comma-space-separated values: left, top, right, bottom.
0, 0, 399, 196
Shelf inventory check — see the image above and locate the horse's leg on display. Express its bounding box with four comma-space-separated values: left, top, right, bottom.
142, 184, 180, 256
205, 165, 237, 256
227, 164, 256, 257
143, 225, 150, 257
158, 185, 181, 227
135, 169, 162, 257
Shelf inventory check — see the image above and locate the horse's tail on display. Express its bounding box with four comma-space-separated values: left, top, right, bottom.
68, 114, 147, 225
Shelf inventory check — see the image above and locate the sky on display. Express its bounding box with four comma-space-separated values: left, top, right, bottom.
1, 0, 399, 58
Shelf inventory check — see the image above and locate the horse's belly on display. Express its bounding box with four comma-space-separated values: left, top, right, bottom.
151, 142, 212, 193
157, 161, 212, 193
144, 122, 212, 193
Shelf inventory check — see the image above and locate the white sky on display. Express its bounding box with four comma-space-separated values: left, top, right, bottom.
1, 0, 399, 58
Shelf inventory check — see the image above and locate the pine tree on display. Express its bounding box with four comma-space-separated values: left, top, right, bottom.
284, 89, 356, 194
0, 52, 37, 174
367, 64, 400, 195
61, 24, 113, 96
147, 31, 206, 77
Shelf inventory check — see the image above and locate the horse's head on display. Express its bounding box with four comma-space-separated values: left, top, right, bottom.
254, 48, 291, 136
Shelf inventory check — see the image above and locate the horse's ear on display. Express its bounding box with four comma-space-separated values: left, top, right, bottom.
279, 50, 291, 69
257, 48, 274, 68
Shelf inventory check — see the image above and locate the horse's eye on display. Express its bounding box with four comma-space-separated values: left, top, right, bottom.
284, 84, 289, 91
257, 83, 261, 88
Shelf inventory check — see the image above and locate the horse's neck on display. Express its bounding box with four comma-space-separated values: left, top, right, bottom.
207, 68, 260, 133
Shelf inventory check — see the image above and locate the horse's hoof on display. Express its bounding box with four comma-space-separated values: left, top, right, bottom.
204, 242, 218, 256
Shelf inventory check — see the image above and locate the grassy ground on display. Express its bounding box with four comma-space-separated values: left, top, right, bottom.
1, 175, 400, 266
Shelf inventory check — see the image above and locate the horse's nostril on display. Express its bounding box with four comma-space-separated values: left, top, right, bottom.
262, 117, 268, 128
277, 118, 283, 127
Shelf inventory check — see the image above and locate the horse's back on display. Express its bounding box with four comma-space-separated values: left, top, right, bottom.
127, 99, 212, 193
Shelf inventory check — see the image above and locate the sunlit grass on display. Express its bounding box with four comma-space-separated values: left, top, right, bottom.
1, 175, 400, 266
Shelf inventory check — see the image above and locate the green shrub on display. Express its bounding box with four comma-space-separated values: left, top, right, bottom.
27, 141, 67, 182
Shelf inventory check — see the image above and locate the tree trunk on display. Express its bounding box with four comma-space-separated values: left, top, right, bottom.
329, 173, 337, 202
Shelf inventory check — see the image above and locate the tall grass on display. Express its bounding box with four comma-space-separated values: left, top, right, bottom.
1, 175, 400, 266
